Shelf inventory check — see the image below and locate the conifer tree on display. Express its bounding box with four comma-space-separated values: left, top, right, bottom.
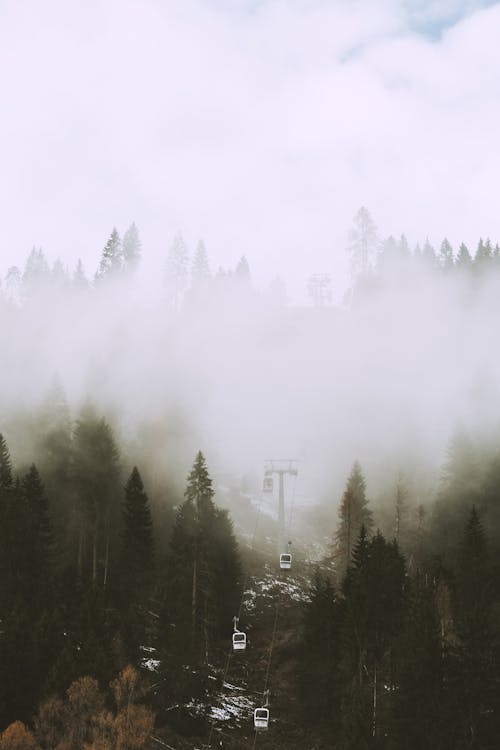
332, 462, 373, 579
348, 206, 378, 280
439, 238, 454, 271
73, 259, 89, 290
474, 237, 491, 268
22, 248, 50, 298
97, 229, 123, 280
121, 467, 154, 592
0, 434, 14, 614
161, 452, 240, 666
72, 407, 121, 586
20, 464, 54, 604
299, 572, 342, 737
191, 240, 211, 285
422, 239, 437, 269
122, 222, 142, 272
393, 574, 444, 748
456, 242, 472, 268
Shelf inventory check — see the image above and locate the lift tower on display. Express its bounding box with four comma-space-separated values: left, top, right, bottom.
263, 459, 298, 554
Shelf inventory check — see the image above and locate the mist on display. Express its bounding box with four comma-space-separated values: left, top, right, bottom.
2, 234, 500, 524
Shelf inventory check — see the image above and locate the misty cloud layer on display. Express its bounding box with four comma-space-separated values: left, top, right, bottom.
2, 1, 500, 300
2, 249, 499, 511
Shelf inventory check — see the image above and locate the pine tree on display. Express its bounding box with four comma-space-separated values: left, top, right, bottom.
348, 206, 378, 282
448, 508, 499, 747
299, 572, 342, 738
122, 222, 142, 272
97, 229, 123, 280
4, 266, 22, 305
71, 407, 121, 587
0, 434, 14, 615
121, 467, 154, 592
20, 464, 54, 605
393, 573, 444, 748
235, 256, 251, 283
191, 240, 211, 286
22, 248, 51, 298
332, 462, 373, 579
165, 232, 189, 310
422, 239, 437, 269
439, 238, 454, 271
340, 530, 406, 746
73, 259, 89, 290
160, 452, 240, 666
474, 237, 491, 268
456, 243, 472, 268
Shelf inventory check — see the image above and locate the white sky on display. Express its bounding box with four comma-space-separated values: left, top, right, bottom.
1, 0, 499, 301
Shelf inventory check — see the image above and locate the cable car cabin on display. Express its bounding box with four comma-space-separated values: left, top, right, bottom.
232, 631, 247, 651
279, 553, 292, 570
262, 477, 273, 493
254, 707, 269, 730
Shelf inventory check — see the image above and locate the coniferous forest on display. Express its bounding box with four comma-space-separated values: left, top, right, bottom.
1, 213, 500, 750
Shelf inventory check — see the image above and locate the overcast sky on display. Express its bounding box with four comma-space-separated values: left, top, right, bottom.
1, 0, 499, 301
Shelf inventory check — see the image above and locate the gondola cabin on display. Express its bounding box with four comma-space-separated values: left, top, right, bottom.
254, 707, 269, 730
263, 477, 273, 493
232, 631, 247, 651
279, 553, 292, 570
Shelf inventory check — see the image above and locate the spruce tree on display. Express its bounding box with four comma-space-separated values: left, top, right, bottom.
191, 240, 211, 285
0, 434, 14, 615
122, 222, 142, 272
71, 407, 121, 587
332, 462, 373, 579
121, 466, 154, 591
160, 452, 240, 666
97, 228, 123, 280
165, 232, 189, 310
20, 464, 54, 605
348, 206, 378, 281
439, 238, 454, 271
456, 242, 472, 268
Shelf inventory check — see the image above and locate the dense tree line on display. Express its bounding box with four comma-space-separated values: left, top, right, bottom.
300, 458, 500, 749
0, 406, 241, 742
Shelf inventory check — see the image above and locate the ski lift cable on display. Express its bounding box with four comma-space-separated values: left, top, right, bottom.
206, 490, 265, 749
285, 470, 298, 544
251, 601, 280, 748
262, 603, 279, 697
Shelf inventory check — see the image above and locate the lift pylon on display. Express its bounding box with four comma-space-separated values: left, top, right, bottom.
263, 460, 298, 554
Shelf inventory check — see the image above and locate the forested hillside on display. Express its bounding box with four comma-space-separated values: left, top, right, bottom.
1, 217, 500, 749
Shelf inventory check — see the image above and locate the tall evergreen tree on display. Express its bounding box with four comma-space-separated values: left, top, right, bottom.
191, 240, 211, 286
97, 229, 122, 280
122, 222, 142, 272
121, 467, 154, 590
456, 242, 472, 268
71, 407, 121, 587
332, 462, 373, 579
439, 238, 454, 271
160, 452, 240, 666
72, 259, 89, 290
20, 464, 54, 605
165, 232, 189, 310
348, 206, 378, 281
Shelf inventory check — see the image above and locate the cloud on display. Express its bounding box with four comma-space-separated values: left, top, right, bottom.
1, 0, 500, 301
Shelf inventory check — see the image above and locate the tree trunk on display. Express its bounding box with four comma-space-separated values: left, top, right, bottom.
103, 532, 109, 588
191, 556, 197, 656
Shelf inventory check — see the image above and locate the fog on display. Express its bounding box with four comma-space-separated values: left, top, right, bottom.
2, 240, 500, 529
2, 0, 500, 537
2, 1, 500, 303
